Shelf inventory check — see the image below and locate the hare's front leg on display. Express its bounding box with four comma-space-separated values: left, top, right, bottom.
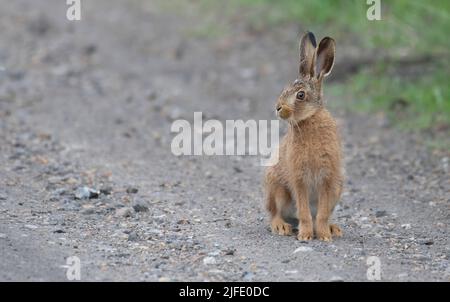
315, 180, 342, 241
294, 183, 313, 240
266, 184, 293, 236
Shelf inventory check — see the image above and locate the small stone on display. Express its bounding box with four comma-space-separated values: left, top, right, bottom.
203, 256, 217, 265
127, 232, 139, 241
233, 166, 243, 173
0, 233, 7, 239
133, 202, 149, 213
75, 186, 100, 200
126, 187, 138, 194
83, 44, 97, 56
208, 250, 221, 256
224, 249, 235, 256
81, 208, 95, 215
52, 188, 67, 196
100, 187, 113, 195
24, 224, 38, 230
53, 229, 65, 234
242, 271, 254, 281
0, 193, 6, 200
158, 277, 170, 282
115, 207, 134, 218
293, 246, 313, 253
375, 210, 387, 218
419, 239, 434, 246
145, 89, 158, 101
401, 224, 412, 230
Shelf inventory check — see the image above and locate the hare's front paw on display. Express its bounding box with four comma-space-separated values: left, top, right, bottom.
297, 226, 313, 241
316, 223, 332, 241
270, 218, 292, 236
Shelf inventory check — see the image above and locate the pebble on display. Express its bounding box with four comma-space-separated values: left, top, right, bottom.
177, 219, 190, 225
375, 210, 387, 218
401, 224, 412, 230
24, 224, 38, 230
75, 186, 100, 200
203, 256, 217, 265
224, 249, 235, 256
208, 250, 221, 256
146, 90, 158, 101
115, 207, 134, 218
100, 187, 113, 195
126, 187, 139, 194
242, 271, 254, 281
293, 246, 313, 253
81, 208, 95, 215
54, 188, 67, 195
419, 239, 434, 246
0, 194, 6, 200
132, 202, 149, 213
0, 233, 7, 239
127, 232, 139, 241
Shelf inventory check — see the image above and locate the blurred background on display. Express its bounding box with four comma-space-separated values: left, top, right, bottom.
0, 0, 449, 281
159, 0, 450, 148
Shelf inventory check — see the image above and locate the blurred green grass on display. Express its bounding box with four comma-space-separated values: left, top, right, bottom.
150, 0, 449, 148
196, 0, 449, 148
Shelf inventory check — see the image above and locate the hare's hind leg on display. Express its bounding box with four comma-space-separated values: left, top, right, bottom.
330, 224, 343, 237
266, 183, 293, 236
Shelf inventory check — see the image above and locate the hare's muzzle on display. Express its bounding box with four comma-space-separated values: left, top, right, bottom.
276, 104, 292, 119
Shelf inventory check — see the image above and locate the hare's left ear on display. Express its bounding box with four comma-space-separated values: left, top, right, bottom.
316, 37, 335, 80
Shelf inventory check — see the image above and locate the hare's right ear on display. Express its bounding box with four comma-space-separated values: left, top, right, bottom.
299, 31, 317, 78
316, 37, 335, 81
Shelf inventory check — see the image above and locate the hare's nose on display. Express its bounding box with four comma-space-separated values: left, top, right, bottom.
276, 105, 282, 112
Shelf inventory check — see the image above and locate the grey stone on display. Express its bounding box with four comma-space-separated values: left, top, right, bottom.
115, 207, 134, 218
75, 186, 100, 200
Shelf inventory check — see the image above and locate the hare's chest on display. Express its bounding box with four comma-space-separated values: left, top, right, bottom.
286, 145, 327, 186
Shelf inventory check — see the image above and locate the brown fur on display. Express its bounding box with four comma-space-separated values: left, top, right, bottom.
265, 32, 343, 241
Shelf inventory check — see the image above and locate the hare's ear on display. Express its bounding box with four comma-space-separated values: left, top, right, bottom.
299, 31, 317, 78
316, 37, 335, 80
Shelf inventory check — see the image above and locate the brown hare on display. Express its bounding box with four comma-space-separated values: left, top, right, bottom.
265, 32, 343, 241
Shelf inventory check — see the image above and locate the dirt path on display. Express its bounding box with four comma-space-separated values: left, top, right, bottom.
0, 0, 448, 281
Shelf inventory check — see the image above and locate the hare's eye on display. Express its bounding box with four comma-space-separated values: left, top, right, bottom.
296, 91, 305, 100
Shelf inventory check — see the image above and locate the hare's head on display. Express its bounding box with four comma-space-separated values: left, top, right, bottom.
276, 32, 335, 122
